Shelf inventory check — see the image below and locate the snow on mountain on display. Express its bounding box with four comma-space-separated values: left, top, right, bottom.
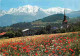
0, 10, 6, 16
7, 5, 40, 16
0, 5, 73, 16
43, 7, 72, 15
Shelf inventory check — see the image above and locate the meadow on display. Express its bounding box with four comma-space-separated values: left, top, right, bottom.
0, 32, 80, 56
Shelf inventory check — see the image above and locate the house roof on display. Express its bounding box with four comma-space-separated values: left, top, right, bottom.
22, 29, 29, 32
0, 32, 6, 36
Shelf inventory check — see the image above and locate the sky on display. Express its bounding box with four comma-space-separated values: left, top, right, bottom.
0, 0, 80, 11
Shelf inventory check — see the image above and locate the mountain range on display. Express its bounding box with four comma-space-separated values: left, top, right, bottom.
0, 5, 80, 26
0, 5, 72, 16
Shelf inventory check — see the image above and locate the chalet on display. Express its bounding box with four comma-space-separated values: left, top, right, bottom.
22, 29, 36, 36
0, 32, 6, 37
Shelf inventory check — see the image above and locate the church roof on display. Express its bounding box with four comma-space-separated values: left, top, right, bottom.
64, 20, 68, 22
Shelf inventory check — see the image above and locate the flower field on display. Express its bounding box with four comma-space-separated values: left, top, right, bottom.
0, 32, 80, 56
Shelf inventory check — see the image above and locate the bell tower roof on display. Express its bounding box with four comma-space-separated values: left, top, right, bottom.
63, 9, 67, 22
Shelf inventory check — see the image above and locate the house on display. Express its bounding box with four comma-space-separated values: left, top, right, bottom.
0, 32, 6, 37
22, 29, 36, 36
51, 27, 58, 30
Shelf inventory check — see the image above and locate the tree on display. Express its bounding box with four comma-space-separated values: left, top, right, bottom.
45, 25, 51, 33
60, 28, 66, 33
14, 30, 23, 37
35, 28, 47, 35
5, 31, 15, 38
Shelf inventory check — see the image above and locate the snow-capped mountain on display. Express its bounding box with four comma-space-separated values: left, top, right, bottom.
0, 5, 73, 16
7, 5, 40, 16
44, 7, 72, 15
0, 10, 6, 16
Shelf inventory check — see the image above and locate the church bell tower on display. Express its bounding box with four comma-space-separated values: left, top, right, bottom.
62, 9, 68, 28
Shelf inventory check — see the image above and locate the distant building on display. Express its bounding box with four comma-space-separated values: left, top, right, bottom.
0, 32, 6, 37
61, 9, 69, 29
51, 27, 58, 30
22, 29, 35, 36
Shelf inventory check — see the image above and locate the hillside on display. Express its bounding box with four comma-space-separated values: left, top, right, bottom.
68, 17, 80, 23
0, 14, 41, 26
67, 11, 80, 18
31, 14, 69, 27
10, 14, 68, 29
10, 22, 32, 29
39, 14, 69, 22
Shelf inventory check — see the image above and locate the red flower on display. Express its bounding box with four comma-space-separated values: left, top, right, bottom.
22, 47, 26, 49
17, 53, 19, 56
13, 47, 17, 50
45, 50, 48, 53
66, 45, 68, 47
57, 49, 59, 51
54, 44, 57, 47
52, 51, 55, 53
4, 52, 9, 55
68, 41, 70, 44
26, 50, 30, 53
35, 52, 38, 55
37, 48, 39, 50
59, 52, 61, 54
78, 35, 80, 36
60, 40, 62, 43
69, 48, 73, 52
67, 37, 69, 39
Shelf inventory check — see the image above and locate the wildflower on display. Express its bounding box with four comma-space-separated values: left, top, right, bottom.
13, 47, 17, 50
54, 44, 57, 47
45, 50, 48, 53
26, 50, 30, 53
60, 40, 62, 43
78, 35, 80, 36
66, 45, 68, 47
68, 41, 70, 44
37, 48, 39, 50
52, 51, 55, 53
67, 37, 69, 39
59, 52, 61, 54
17, 53, 19, 56
57, 49, 59, 51
69, 48, 73, 52
60, 37, 63, 39
35, 52, 38, 55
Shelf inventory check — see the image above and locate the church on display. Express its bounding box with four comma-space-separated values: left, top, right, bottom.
61, 10, 69, 29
